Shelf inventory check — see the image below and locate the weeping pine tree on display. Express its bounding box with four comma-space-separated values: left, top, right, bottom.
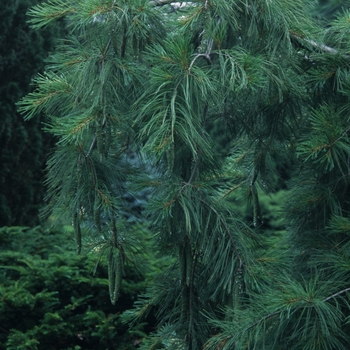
19, 0, 350, 349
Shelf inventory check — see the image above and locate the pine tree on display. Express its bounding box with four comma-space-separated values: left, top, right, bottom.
19, 0, 350, 349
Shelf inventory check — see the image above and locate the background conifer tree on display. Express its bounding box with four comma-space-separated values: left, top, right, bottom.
19, 0, 350, 349
0, 0, 64, 226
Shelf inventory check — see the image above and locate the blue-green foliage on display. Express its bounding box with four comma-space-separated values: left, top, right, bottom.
16, 0, 350, 349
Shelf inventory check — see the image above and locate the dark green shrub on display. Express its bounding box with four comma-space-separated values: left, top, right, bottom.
0, 226, 147, 350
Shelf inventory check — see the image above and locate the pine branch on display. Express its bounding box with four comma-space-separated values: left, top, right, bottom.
188, 53, 212, 70
199, 198, 243, 266
304, 39, 339, 55
291, 33, 350, 59
218, 286, 350, 346
332, 125, 350, 146
176, 102, 208, 195
149, 0, 174, 6
323, 286, 350, 302
188, 17, 222, 69
239, 310, 281, 335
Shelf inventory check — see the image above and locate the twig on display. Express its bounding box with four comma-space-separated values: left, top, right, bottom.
86, 135, 97, 157
188, 53, 211, 71
239, 310, 280, 335
323, 286, 350, 302
190, 17, 223, 71
291, 34, 350, 59
333, 125, 350, 145
149, 0, 174, 6
304, 38, 339, 55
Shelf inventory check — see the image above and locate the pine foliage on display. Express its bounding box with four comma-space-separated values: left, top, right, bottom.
18, 0, 350, 348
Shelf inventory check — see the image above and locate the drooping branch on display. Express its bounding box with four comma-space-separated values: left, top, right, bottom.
218, 286, 350, 345
291, 33, 350, 59
303, 39, 339, 55
199, 198, 243, 267
149, 0, 176, 6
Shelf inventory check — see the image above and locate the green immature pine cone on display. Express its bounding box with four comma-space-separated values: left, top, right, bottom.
251, 183, 261, 228
108, 246, 123, 305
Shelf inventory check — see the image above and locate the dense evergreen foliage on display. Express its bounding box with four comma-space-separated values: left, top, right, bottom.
0, 0, 64, 226
0, 225, 150, 349
18, 0, 350, 349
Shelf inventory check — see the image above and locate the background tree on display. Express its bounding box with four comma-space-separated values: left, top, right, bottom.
0, 225, 152, 350
0, 0, 64, 226
18, 0, 350, 349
